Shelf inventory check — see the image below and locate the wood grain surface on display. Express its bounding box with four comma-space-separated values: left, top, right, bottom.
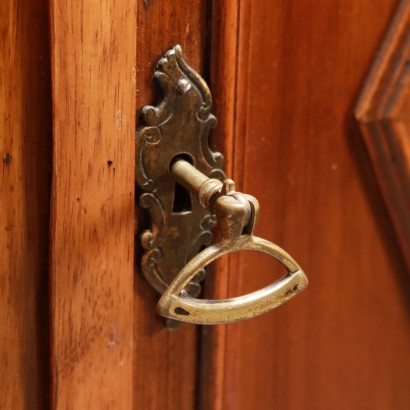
0, 0, 52, 408
3, 1, 409, 409
134, 1, 208, 408
355, 0, 410, 271
49, 0, 136, 408
202, 0, 410, 409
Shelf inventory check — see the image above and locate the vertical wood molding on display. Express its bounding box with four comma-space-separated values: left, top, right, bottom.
0, 0, 52, 408
49, 0, 136, 408
355, 0, 410, 270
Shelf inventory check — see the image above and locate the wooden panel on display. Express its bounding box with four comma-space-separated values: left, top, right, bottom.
202, 0, 410, 409
355, 0, 410, 270
0, 0, 51, 408
133, 1, 207, 408
49, 0, 136, 408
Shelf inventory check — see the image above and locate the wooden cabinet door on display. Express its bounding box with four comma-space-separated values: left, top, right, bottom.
201, 1, 410, 409
1, 1, 410, 409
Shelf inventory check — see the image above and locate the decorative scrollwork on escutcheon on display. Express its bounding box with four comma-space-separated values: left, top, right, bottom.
136, 126, 162, 192
136, 45, 226, 302
139, 193, 164, 250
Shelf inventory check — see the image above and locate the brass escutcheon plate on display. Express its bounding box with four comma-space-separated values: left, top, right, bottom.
136, 45, 225, 298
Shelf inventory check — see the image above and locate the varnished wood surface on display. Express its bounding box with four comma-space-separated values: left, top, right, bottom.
3, 1, 409, 408
134, 1, 208, 408
355, 0, 410, 270
0, 0, 51, 408
49, 0, 136, 408
202, 0, 410, 409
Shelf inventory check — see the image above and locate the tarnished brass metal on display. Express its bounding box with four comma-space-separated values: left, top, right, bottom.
137, 45, 308, 325
158, 164, 308, 324
136, 45, 225, 298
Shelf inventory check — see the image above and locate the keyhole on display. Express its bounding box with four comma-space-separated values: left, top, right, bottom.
170, 153, 194, 214
172, 182, 192, 213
